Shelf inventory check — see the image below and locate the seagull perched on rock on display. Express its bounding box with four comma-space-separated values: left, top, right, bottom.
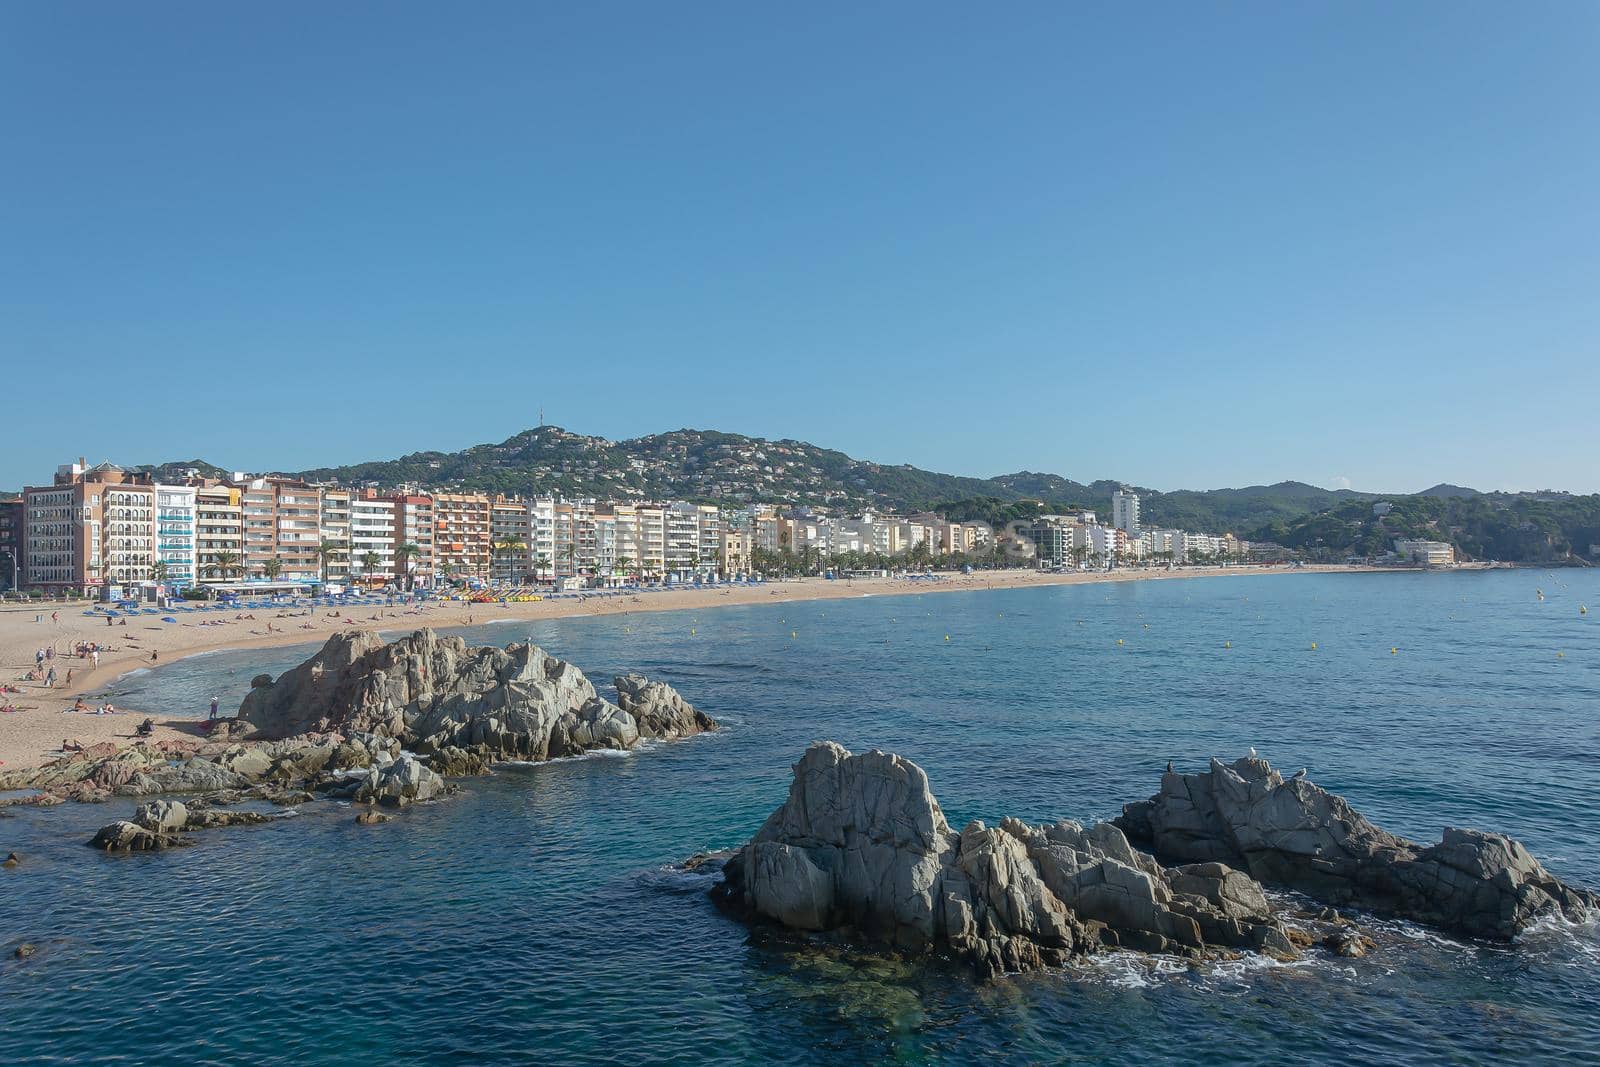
1248, 746, 1257, 759
1292, 767, 1307, 780
1166, 761, 1173, 773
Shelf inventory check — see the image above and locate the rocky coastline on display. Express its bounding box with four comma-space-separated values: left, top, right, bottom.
710, 744, 1596, 979
0, 628, 713, 851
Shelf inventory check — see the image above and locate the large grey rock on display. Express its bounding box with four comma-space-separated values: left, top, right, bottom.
237, 629, 713, 764
715, 743, 1292, 978
614, 674, 717, 740
1115, 755, 1599, 940
346, 753, 447, 808
133, 799, 189, 833
88, 820, 190, 852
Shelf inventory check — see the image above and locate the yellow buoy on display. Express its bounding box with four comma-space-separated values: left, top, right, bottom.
1557, 651, 1565, 659
1310, 642, 1318, 651
1582, 605, 1589, 615
791, 631, 797, 639
1391, 647, 1398, 655
1117, 638, 1124, 646
944, 635, 951, 642
690, 628, 696, 635
1224, 641, 1231, 648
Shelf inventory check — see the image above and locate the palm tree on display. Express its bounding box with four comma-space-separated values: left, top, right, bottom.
316, 540, 343, 586
150, 561, 169, 585
359, 550, 381, 588
615, 555, 634, 586
395, 542, 421, 591
209, 550, 239, 582
562, 541, 579, 583
263, 557, 283, 581
493, 537, 527, 586
533, 553, 551, 585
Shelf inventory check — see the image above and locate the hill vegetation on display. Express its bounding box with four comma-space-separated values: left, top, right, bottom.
126, 424, 1598, 561
1253, 494, 1600, 563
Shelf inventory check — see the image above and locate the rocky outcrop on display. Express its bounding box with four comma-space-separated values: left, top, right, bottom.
89, 820, 191, 852
236, 629, 714, 762
134, 799, 189, 833
715, 743, 1294, 978
614, 674, 717, 740
335, 753, 446, 808
1115, 754, 1598, 940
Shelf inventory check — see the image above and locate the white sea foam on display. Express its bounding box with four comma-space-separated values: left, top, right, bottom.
1075, 947, 1331, 991
500, 747, 639, 768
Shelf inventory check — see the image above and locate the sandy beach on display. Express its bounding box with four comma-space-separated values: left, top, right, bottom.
0, 564, 1384, 772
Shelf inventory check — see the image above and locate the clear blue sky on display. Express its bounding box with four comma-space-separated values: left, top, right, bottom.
4, 3, 1597, 494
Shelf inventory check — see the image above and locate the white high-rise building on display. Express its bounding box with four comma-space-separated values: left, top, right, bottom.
155, 485, 198, 589
349, 497, 397, 585
1112, 487, 1140, 535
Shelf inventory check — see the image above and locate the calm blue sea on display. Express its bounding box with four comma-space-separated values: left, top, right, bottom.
3, 570, 1598, 1065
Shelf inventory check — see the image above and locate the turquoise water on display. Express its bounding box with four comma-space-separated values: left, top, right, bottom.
3, 570, 1598, 1064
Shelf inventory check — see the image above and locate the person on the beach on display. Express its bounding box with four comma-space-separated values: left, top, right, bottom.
44, 667, 56, 688
209, 696, 218, 721
150, 651, 158, 663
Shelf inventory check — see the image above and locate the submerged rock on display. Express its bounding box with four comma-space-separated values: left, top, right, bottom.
1115, 754, 1598, 940
133, 799, 189, 833
714, 743, 1292, 978
89, 820, 191, 852
237, 628, 714, 763
333, 753, 447, 808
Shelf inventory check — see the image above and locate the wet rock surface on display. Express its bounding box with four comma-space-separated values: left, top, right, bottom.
714, 743, 1296, 979
714, 744, 1597, 979
236, 629, 714, 762
1115, 754, 1598, 940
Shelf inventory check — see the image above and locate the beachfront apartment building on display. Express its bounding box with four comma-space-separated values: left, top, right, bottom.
318, 489, 352, 585
10, 456, 1110, 594
21, 462, 159, 594
491, 498, 531, 584
195, 484, 244, 585
237, 477, 321, 583
391, 494, 435, 589
601, 503, 666, 579
1112, 487, 1140, 535
349, 496, 397, 585
0, 499, 23, 591
665, 503, 701, 577
1395, 539, 1455, 566
434, 493, 492, 581
155, 484, 198, 589
721, 527, 751, 578
696, 504, 723, 574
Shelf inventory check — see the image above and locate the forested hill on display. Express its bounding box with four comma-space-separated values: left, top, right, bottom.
275, 426, 1383, 533
134, 424, 1596, 556
1251, 494, 1600, 563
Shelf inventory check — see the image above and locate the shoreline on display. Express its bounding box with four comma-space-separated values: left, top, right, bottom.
1, 563, 1418, 771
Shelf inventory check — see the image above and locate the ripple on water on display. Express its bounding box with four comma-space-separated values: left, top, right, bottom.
4, 570, 1600, 1065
